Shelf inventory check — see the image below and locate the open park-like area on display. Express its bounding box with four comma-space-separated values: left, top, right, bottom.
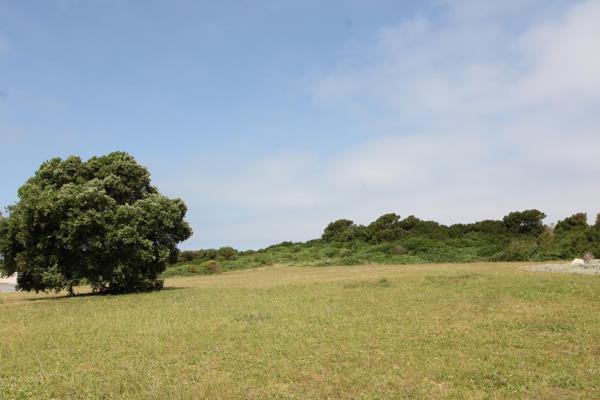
2, 262, 599, 399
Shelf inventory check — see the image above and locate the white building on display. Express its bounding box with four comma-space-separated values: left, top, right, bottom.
0, 273, 17, 285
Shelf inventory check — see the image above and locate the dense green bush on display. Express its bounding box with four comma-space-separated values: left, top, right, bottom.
202, 260, 222, 274
217, 246, 238, 260
503, 209, 546, 236
161, 209, 600, 278
366, 213, 405, 243
555, 213, 588, 233
322, 219, 366, 242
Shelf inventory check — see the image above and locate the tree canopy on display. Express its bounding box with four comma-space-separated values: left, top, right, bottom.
321, 219, 358, 242
502, 209, 546, 236
0, 152, 192, 294
555, 213, 588, 233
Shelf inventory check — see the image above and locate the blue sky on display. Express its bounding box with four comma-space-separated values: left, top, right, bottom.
1, 0, 599, 249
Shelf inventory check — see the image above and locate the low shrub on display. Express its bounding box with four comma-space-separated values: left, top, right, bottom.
163, 210, 600, 278
202, 260, 222, 274
344, 278, 392, 289
186, 265, 199, 274
339, 256, 362, 266
323, 247, 340, 258
218, 246, 238, 260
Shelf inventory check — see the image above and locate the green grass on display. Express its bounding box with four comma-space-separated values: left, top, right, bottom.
2, 262, 600, 399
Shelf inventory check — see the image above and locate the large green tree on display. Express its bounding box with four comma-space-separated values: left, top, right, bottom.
0, 152, 192, 294
322, 219, 358, 242
367, 213, 405, 243
503, 209, 547, 236
555, 213, 588, 233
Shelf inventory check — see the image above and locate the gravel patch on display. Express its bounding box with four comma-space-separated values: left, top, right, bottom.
528, 263, 600, 275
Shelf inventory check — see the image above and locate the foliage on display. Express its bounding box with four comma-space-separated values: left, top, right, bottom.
217, 246, 238, 260
503, 209, 547, 236
164, 209, 600, 277
3, 156, 595, 287
0, 152, 192, 294
321, 219, 364, 242
555, 213, 588, 233
366, 213, 405, 243
202, 260, 222, 274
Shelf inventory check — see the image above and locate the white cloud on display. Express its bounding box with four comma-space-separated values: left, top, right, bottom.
315, 0, 600, 120
518, 0, 600, 101
166, 0, 600, 249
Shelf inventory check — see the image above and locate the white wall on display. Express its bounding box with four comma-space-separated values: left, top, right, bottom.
0, 274, 17, 285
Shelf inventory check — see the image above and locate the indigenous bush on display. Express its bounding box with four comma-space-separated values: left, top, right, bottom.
202, 260, 222, 274
162, 209, 600, 277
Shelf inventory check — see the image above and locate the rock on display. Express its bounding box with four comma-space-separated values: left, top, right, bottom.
584, 259, 600, 268
571, 258, 585, 266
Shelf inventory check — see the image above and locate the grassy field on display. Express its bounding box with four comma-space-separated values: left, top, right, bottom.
1, 262, 600, 399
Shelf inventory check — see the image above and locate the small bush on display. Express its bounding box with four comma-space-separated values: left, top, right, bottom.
499, 240, 537, 261
186, 265, 199, 274
233, 312, 271, 322
204, 249, 218, 260
344, 278, 392, 289
218, 246, 238, 260
390, 245, 406, 255
202, 260, 222, 274
179, 251, 196, 262
340, 256, 362, 266
339, 248, 353, 257
323, 247, 340, 258
254, 254, 273, 266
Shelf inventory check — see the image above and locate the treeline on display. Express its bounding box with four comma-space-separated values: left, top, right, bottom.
165, 209, 600, 276
318, 210, 599, 261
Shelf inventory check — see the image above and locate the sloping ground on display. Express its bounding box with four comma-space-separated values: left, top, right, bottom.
1, 262, 600, 399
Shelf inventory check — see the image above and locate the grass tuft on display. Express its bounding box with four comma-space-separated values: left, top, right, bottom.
344, 277, 393, 289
